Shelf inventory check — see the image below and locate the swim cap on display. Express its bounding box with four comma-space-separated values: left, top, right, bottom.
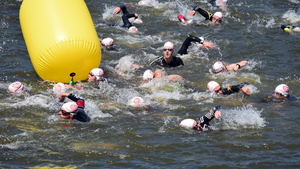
207, 81, 220, 91
52, 83, 67, 96
216, 0, 227, 6
128, 97, 145, 107
180, 119, 196, 129
138, 1, 145, 5
101, 38, 114, 47
143, 70, 154, 81
62, 102, 78, 113
213, 12, 223, 18
164, 41, 174, 49
90, 68, 104, 80
128, 26, 138, 33
213, 61, 225, 72
8, 81, 25, 94
133, 18, 143, 24
275, 84, 289, 97
177, 15, 187, 24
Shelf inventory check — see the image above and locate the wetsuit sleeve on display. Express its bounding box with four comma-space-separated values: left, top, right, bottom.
199, 106, 219, 128
67, 93, 85, 109
177, 35, 204, 55
192, 6, 213, 21
119, 4, 129, 14
208, 0, 217, 7
122, 13, 136, 28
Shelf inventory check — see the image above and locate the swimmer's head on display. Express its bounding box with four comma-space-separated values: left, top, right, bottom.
212, 12, 223, 23
101, 38, 114, 47
163, 41, 174, 49
180, 119, 196, 129
216, 0, 228, 6
52, 82, 67, 97
274, 84, 289, 97
281, 25, 292, 32
213, 61, 226, 74
143, 70, 154, 81
138, 1, 146, 5
128, 26, 138, 33
133, 18, 143, 24
8, 81, 25, 94
88, 68, 104, 81
61, 102, 78, 114
207, 81, 220, 92
128, 97, 145, 107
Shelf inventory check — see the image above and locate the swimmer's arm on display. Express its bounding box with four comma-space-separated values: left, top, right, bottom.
189, 6, 211, 20
154, 69, 163, 78
226, 60, 248, 71
199, 107, 221, 124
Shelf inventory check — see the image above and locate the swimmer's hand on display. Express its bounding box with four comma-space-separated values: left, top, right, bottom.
188, 11, 196, 16
198, 41, 214, 50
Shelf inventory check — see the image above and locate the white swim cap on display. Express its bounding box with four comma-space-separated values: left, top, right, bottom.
138, 1, 145, 5
128, 97, 145, 107
180, 119, 196, 129
90, 68, 104, 80
164, 41, 174, 49
275, 84, 289, 97
62, 102, 78, 113
216, 0, 227, 6
101, 38, 114, 47
128, 26, 138, 33
133, 18, 143, 24
213, 12, 223, 18
207, 81, 220, 91
213, 61, 225, 72
8, 81, 25, 94
52, 82, 67, 96
143, 70, 154, 81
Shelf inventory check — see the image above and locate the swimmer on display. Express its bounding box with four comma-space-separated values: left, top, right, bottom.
208, 0, 228, 11
88, 68, 105, 82
112, 4, 140, 33
272, 84, 289, 98
150, 42, 184, 68
207, 81, 250, 95
180, 106, 221, 131
212, 60, 248, 74
58, 92, 90, 122
142, 69, 183, 83
150, 36, 214, 68
128, 96, 149, 109
8, 81, 26, 94
137, 0, 153, 6
101, 38, 114, 50
52, 82, 83, 101
188, 6, 223, 24
281, 24, 300, 33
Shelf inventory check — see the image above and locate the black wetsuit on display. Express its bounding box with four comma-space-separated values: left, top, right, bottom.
220, 82, 249, 95
67, 93, 90, 122
150, 34, 204, 67
198, 106, 220, 130
192, 6, 214, 21
150, 56, 184, 68
118, 4, 136, 29
177, 35, 204, 55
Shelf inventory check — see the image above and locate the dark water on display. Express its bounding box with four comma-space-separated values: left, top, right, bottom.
1, 0, 300, 168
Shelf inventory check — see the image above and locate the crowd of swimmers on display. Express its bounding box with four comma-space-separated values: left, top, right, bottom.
6, 0, 299, 130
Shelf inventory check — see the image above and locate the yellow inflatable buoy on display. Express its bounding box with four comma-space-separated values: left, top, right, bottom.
19, 0, 101, 83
